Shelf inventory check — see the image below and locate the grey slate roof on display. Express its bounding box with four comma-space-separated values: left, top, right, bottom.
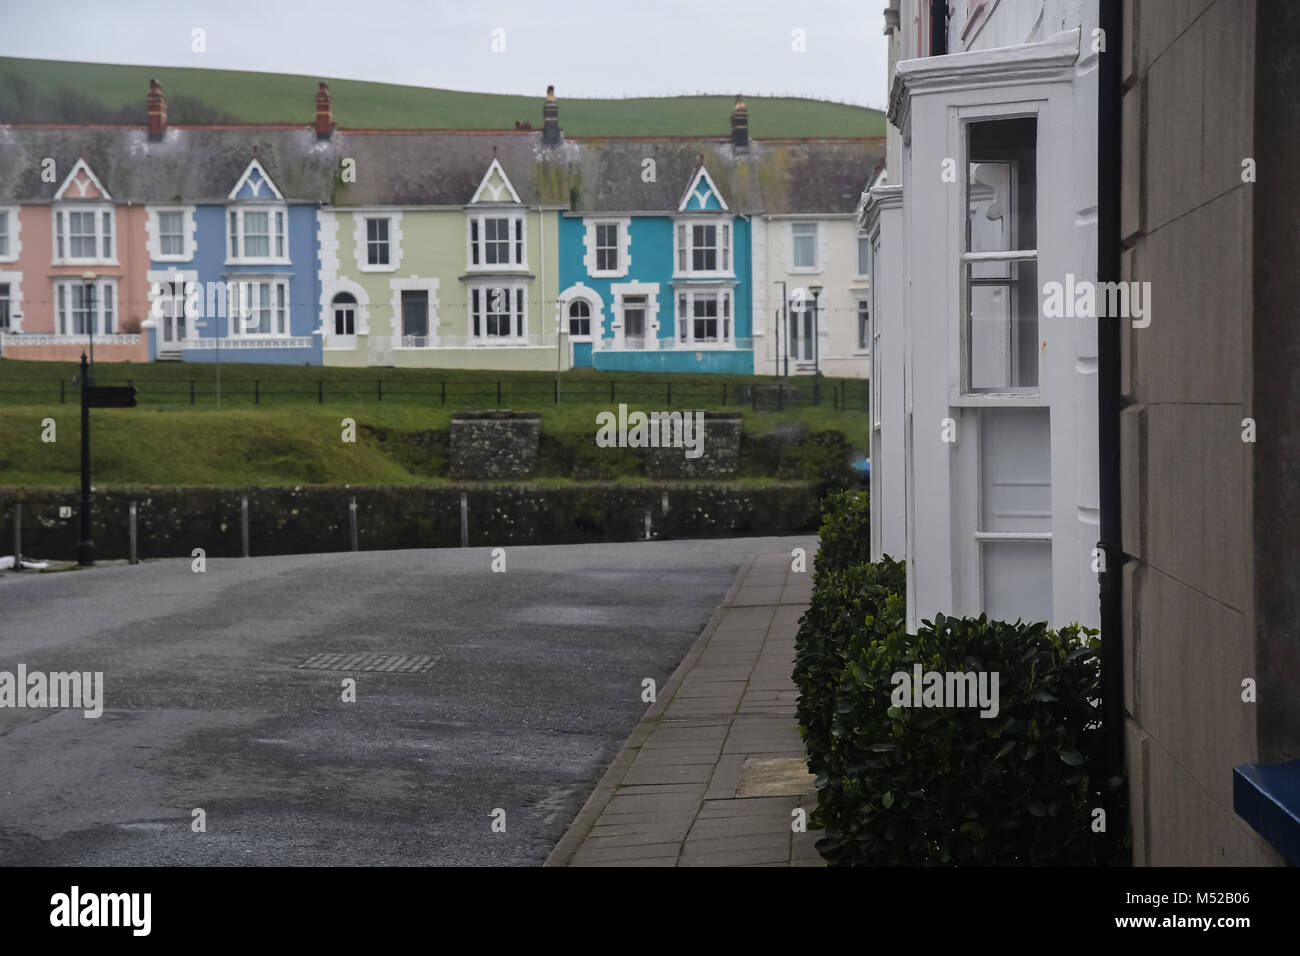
0, 124, 883, 214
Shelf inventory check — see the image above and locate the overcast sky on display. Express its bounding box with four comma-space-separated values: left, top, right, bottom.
0, 0, 889, 109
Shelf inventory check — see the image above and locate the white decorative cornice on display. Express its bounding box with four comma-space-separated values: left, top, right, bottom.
887, 28, 1081, 135
860, 184, 903, 231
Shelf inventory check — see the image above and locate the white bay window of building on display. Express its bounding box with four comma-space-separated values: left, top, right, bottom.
232, 280, 287, 335
0, 211, 9, 257
965, 116, 1038, 393
56, 280, 115, 335
470, 216, 524, 267
792, 222, 817, 269
0, 283, 9, 330
471, 286, 525, 339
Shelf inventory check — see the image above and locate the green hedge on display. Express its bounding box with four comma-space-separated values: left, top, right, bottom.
793, 494, 1126, 865
811, 489, 872, 579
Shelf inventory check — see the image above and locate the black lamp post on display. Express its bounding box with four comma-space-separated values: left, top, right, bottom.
77, 351, 94, 567
810, 282, 823, 405
81, 271, 96, 384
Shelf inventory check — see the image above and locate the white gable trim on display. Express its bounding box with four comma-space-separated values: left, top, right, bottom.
228, 158, 285, 201
677, 165, 728, 213
53, 158, 112, 201
470, 158, 523, 205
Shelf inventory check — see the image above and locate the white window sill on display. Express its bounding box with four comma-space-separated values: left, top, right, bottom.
358, 264, 397, 273
589, 269, 627, 279
789, 266, 821, 274
465, 265, 529, 273
154, 253, 193, 263
672, 272, 736, 281
225, 258, 292, 267
53, 259, 119, 268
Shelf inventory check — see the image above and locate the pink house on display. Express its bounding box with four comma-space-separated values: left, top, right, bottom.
1, 155, 150, 363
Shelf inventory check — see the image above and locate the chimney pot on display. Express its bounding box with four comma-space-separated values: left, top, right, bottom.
543, 85, 561, 146
146, 78, 167, 142
315, 81, 333, 139
731, 94, 749, 149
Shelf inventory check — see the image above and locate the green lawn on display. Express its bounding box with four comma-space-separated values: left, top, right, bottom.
0, 57, 886, 138
0, 360, 869, 488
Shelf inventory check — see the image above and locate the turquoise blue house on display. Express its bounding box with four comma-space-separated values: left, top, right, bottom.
145, 156, 322, 365
558, 163, 753, 374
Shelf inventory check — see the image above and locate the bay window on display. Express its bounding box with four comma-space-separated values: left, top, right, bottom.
55, 279, 117, 335
229, 279, 289, 336
676, 289, 734, 346
469, 284, 527, 341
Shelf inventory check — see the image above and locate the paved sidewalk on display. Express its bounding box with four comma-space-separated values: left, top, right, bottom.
547, 549, 824, 867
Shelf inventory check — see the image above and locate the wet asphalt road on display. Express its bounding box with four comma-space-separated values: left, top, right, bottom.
0, 536, 812, 866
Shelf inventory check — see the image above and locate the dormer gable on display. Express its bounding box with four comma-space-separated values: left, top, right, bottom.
228, 158, 284, 201
470, 157, 522, 205
53, 158, 112, 201
677, 164, 728, 213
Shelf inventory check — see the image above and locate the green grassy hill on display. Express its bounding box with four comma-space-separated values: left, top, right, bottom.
0, 57, 886, 138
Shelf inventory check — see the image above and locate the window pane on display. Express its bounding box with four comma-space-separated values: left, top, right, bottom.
102, 211, 113, 258
858, 235, 869, 275
792, 223, 816, 268
968, 260, 1038, 390
402, 290, 428, 337
244, 211, 269, 258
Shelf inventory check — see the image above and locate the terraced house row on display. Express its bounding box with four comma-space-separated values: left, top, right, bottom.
0, 81, 883, 376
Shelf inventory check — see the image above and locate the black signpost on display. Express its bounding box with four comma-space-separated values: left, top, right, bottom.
77, 352, 137, 567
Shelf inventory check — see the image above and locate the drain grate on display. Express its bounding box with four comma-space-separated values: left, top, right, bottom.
296, 653, 436, 673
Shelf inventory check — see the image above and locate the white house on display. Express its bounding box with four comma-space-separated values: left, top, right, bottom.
866, 0, 1101, 633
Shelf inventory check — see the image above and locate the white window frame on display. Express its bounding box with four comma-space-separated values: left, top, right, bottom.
227, 277, 291, 338
0, 270, 23, 333
674, 286, 736, 349
0, 207, 20, 262
466, 212, 528, 272
790, 221, 818, 272
566, 298, 595, 340
54, 278, 118, 336
226, 204, 290, 265
467, 281, 529, 344
583, 217, 631, 278
52, 205, 116, 265
673, 218, 733, 279
557, 283, 605, 344
146, 205, 196, 261
856, 229, 870, 278
855, 294, 871, 354
354, 212, 403, 273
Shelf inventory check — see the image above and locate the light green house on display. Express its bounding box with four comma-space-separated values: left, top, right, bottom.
318, 155, 568, 371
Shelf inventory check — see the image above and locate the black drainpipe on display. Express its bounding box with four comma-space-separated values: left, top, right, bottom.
930, 0, 948, 56
1096, 0, 1128, 854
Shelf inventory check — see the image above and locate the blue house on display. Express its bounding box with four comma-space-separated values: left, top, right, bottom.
146, 157, 321, 365
558, 162, 753, 374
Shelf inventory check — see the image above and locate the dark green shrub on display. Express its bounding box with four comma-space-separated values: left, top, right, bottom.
812, 489, 871, 578
815, 611, 1124, 865
779, 430, 855, 496
794, 557, 906, 777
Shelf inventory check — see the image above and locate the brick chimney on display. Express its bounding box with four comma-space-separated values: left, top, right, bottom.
147, 79, 167, 141
315, 82, 333, 139
731, 95, 749, 149
542, 85, 561, 146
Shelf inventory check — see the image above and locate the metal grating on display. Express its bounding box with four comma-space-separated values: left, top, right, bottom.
296, 653, 436, 673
